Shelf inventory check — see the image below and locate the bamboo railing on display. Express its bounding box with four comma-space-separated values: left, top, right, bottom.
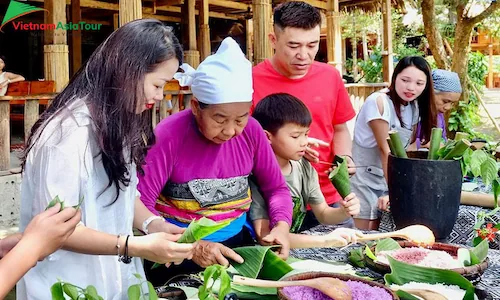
345, 82, 389, 113
0, 94, 57, 173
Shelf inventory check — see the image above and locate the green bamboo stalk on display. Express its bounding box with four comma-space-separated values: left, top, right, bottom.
428, 128, 443, 160
387, 137, 396, 155
442, 139, 472, 160
454, 132, 469, 142
389, 131, 408, 158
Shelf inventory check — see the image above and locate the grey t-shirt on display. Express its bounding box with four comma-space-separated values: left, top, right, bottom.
249, 158, 325, 233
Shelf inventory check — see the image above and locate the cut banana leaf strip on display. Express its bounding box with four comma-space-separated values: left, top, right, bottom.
328, 158, 351, 198
384, 256, 475, 300
231, 246, 293, 281
395, 290, 420, 300
152, 217, 230, 269
375, 238, 402, 254
365, 245, 377, 261
469, 239, 488, 265
457, 248, 471, 267
212, 278, 277, 299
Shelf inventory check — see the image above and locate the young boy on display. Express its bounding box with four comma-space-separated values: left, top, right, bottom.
250, 93, 361, 248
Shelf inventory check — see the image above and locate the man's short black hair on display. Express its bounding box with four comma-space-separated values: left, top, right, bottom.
253, 93, 312, 134
273, 1, 322, 31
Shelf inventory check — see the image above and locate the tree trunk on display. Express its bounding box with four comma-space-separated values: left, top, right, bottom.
421, 0, 449, 69
450, 20, 474, 88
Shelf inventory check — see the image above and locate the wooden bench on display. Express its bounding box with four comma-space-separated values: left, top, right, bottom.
7, 81, 55, 122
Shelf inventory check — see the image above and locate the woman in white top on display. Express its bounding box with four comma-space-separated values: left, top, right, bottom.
350, 56, 437, 230
0, 56, 25, 96
18, 19, 194, 300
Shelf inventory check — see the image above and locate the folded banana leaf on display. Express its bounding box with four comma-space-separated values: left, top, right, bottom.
384, 256, 475, 300
375, 238, 401, 254
231, 246, 293, 281
152, 217, 230, 269
328, 157, 351, 198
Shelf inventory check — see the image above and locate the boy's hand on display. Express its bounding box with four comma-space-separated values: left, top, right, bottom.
305, 137, 329, 163
323, 228, 363, 247
261, 221, 290, 260
378, 195, 390, 212
341, 193, 360, 217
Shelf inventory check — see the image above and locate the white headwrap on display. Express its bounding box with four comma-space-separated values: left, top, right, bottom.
432, 69, 462, 93
174, 37, 253, 105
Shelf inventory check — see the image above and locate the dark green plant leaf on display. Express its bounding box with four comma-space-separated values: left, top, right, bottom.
62, 283, 80, 300
46, 196, 62, 211
219, 270, 232, 299
470, 238, 488, 265
374, 238, 402, 254
50, 282, 65, 300
493, 178, 500, 208
348, 248, 365, 267
127, 285, 141, 300
470, 150, 488, 177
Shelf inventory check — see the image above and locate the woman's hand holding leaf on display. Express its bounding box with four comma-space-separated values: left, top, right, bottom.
192, 240, 243, 268
24, 203, 81, 261
261, 221, 291, 260
147, 218, 186, 237
130, 232, 194, 266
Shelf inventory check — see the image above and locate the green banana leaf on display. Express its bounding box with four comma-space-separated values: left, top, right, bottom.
231, 246, 293, 281
469, 238, 488, 265
328, 157, 351, 198
374, 238, 401, 254
152, 217, 230, 269
384, 256, 475, 300
177, 218, 231, 243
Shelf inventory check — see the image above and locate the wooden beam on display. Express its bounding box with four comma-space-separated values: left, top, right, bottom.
143, 14, 181, 22
44, 0, 67, 45
246, 18, 253, 63
274, 0, 327, 10
71, 0, 82, 75
488, 44, 494, 88
113, 13, 119, 29
209, 0, 249, 10
188, 0, 196, 50
84, 18, 111, 25
156, 0, 184, 5
326, 0, 342, 73
253, 0, 272, 64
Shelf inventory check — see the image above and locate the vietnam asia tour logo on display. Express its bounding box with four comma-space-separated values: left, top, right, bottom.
0, 0, 102, 32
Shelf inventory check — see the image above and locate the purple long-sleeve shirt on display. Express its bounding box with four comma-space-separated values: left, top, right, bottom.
138, 109, 292, 229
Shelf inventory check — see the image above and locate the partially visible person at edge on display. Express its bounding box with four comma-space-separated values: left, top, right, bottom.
351, 56, 437, 230
18, 19, 194, 300
0, 204, 80, 299
410, 69, 462, 150
0, 56, 25, 96
250, 93, 362, 249
378, 69, 462, 212
251, 1, 357, 231
138, 37, 292, 286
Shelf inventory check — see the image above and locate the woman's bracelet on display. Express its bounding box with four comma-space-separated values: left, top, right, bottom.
119, 235, 132, 264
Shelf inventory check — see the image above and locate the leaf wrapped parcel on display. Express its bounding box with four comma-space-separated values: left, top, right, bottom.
328, 157, 351, 198
230, 246, 293, 281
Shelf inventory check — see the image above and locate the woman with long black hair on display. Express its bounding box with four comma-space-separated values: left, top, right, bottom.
17, 19, 193, 299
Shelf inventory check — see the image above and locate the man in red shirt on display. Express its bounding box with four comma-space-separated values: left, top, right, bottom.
252, 1, 356, 229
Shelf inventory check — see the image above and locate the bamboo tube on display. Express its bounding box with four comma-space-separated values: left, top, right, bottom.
442, 139, 472, 160
454, 132, 469, 141
386, 137, 396, 155
389, 131, 407, 158
428, 128, 443, 160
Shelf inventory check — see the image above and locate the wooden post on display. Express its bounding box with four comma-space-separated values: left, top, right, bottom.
113, 14, 119, 30
381, 0, 393, 82
326, 0, 342, 73
246, 19, 254, 63
24, 99, 40, 142
488, 44, 494, 88
184, 0, 200, 67
70, 0, 82, 75
0, 101, 9, 171
199, 0, 211, 61
44, 0, 69, 92
253, 0, 272, 65
119, 0, 142, 27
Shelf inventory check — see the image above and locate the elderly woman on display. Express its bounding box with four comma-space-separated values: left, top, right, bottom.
413, 69, 462, 149
137, 37, 292, 285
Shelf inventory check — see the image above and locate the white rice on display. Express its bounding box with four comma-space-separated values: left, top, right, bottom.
390, 282, 476, 300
